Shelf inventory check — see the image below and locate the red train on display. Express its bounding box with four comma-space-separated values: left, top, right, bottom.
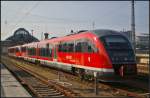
8, 29, 137, 80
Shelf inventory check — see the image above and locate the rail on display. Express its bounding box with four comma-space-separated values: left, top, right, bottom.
2, 56, 80, 97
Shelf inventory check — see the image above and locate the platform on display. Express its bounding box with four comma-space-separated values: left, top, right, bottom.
1, 63, 31, 97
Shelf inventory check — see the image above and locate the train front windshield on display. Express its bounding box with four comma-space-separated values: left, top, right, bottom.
100, 35, 136, 64
102, 35, 132, 49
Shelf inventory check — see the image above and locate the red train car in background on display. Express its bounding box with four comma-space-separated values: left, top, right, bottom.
8, 45, 22, 57
8, 29, 137, 81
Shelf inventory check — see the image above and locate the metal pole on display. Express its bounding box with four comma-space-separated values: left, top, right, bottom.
31, 29, 34, 36
58, 72, 60, 81
94, 72, 98, 95
92, 21, 95, 30
41, 32, 43, 40
131, 0, 136, 53
4, 20, 7, 34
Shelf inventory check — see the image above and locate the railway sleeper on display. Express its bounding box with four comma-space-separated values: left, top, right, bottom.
35, 89, 54, 93
35, 89, 58, 93
35, 88, 58, 91
33, 87, 52, 90
32, 85, 49, 88
49, 95, 65, 97
42, 94, 64, 97
33, 88, 56, 90
38, 91, 61, 94
31, 84, 47, 87
37, 92, 62, 96
39, 92, 62, 96
26, 81, 42, 85
49, 93, 62, 96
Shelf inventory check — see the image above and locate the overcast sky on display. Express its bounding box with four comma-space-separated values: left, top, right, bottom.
1, 1, 149, 40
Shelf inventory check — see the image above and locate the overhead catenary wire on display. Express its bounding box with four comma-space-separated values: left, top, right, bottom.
11, 1, 40, 31
2, 2, 94, 32
2, 3, 28, 34
8, 5, 27, 24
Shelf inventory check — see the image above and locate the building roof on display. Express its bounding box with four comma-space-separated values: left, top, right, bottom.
2, 28, 39, 47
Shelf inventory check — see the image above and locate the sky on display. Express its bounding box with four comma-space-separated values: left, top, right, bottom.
1, 1, 149, 40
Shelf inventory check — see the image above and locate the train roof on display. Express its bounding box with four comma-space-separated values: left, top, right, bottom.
61, 29, 123, 38
9, 29, 124, 47
90, 29, 122, 37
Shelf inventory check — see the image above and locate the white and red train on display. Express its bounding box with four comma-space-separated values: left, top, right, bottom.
8, 29, 137, 80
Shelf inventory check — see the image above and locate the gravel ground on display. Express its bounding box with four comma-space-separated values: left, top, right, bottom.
2, 56, 130, 97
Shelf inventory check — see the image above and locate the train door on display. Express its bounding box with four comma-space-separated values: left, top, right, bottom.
66, 41, 75, 64
75, 39, 84, 66
74, 39, 87, 79
53, 43, 57, 61
71, 40, 76, 73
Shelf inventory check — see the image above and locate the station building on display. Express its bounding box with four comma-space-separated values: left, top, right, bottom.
1, 28, 39, 54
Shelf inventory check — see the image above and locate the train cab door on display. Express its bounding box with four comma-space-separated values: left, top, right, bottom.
75, 39, 84, 66
53, 43, 57, 62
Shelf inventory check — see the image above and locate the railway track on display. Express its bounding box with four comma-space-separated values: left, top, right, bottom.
2, 56, 149, 98
2, 57, 80, 97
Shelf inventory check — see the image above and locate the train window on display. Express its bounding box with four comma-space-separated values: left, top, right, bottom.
39, 44, 53, 57
12, 48, 15, 53
46, 44, 49, 57
44, 48, 46, 56
9, 48, 15, 53
75, 42, 82, 52
87, 40, 98, 53
43, 49, 45, 56
40, 48, 46, 57
28, 48, 36, 56
88, 45, 93, 52
40, 48, 42, 56
28, 48, 30, 55
81, 42, 88, 52
75, 40, 88, 52
40, 48, 44, 56
49, 44, 53, 57
105, 36, 126, 43
46, 48, 52, 57
21, 47, 26, 52
58, 44, 62, 52
100, 35, 132, 50
15, 48, 19, 52
67, 42, 74, 52
39, 48, 42, 56
49, 48, 52, 57
33, 48, 36, 55
62, 43, 67, 52
75, 39, 98, 53
58, 41, 74, 52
